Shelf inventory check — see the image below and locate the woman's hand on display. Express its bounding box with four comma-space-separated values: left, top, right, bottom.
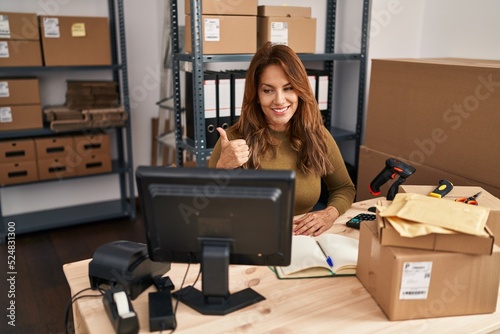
293, 206, 340, 237
215, 127, 249, 169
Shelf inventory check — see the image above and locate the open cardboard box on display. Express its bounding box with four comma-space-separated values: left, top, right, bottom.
400, 185, 500, 246
376, 207, 495, 255
357, 220, 500, 321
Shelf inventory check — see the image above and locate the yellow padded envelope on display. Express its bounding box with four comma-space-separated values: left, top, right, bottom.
379, 193, 490, 236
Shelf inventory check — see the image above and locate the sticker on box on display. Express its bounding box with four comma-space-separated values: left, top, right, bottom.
0, 82, 9, 98
0, 41, 9, 58
0, 15, 11, 39
399, 261, 432, 300
0, 107, 13, 123
270, 22, 288, 45
204, 18, 220, 42
43, 17, 60, 38
71, 23, 86, 37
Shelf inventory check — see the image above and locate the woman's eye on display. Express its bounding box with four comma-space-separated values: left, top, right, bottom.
284, 86, 294, 92
263, 89, 272, 94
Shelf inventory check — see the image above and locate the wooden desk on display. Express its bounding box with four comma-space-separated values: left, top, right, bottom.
63, 199, 500, 334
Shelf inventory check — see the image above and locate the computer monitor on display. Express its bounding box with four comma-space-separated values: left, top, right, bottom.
135, 166, 295, 315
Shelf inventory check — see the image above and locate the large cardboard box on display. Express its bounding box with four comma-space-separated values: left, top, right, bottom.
364, 58, 500, 188
39, 15, 111, 66
0, 105, 43, 131
0, 161, 38, 186
356, 145, 500, 201
185, 15, 257, 54
0, 78, 40, 106
0, 139, 36, 163
185, 0, 257, 15
357, 220, 500, 321
257, 16, 316, 53
399, 185, 500, 247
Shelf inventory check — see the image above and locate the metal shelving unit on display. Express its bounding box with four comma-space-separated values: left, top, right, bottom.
169, 0, 371, 168
0, 0, 135, 241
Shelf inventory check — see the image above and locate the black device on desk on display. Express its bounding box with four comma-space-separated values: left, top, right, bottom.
136, 166, 295, 316
88, 240, 170, 300
369, 158, 416, 200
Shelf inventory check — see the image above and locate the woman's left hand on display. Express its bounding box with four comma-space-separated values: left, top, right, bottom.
293, 206, 340, 237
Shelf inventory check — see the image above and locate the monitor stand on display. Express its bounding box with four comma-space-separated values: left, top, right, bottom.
172, 240, 265, 315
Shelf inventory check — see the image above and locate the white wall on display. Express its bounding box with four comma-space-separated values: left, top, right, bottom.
2, 0, 499, 214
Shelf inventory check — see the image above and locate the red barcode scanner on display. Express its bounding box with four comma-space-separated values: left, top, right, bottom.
369, 158, 416, 200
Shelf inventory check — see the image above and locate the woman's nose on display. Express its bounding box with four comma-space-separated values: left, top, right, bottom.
274, 90, 286, 104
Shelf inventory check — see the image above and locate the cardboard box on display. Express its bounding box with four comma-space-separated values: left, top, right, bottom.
0, 78, 40, 106
0, 161, 38, 186
357, 220, 500, 321
185, 0, 257, 15
39, 15, 111, 66
258, 5, 311, 18
399, 185, 500, 247
185, 15, 257, 54
0, 105, 43, 131
73, 133, 111, 156
356, 145, 500, 201
0, 139, 36, 163
0, 12, 40, 40
364, 58, 500, 188
37, 157, 77, 181
75, 152, 112, 176
0, 40, 43, 67
257, 16, 316, 53
35, 136, 74, 160
376, 209, 495, 255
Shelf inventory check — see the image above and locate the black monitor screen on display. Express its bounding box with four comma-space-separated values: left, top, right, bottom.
135, 166, 295, 315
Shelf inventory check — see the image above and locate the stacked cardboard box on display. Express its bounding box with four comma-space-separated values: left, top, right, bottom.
0, 138, 38, 185
0, 78, 43, 131
357, 58, 500, 201
73, 134, 112, 176
184, 0, 258, 54
66, 81, 119, 109
0, 12, 43, 67
35, 136, 78, 181
257, 6, 316, 53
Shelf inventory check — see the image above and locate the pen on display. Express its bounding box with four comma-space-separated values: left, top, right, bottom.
316, 240, 334, 268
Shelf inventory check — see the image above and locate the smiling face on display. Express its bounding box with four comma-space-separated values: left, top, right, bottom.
257, 64, 299, 132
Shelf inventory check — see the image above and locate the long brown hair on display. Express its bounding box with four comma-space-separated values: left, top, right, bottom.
229, 42, 334, 176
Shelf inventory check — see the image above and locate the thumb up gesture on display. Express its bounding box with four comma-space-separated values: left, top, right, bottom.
215, 127, 249, 169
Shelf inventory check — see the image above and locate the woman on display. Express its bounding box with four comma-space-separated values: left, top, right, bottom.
208, 42, 356, 236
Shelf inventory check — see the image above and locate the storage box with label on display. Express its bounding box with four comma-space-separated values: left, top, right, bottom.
185, 0, 257, 15
185, 15, 257, 54
0, 78, 41, 105
0, 105, 43, 131
364, 58, 500, 188
0, 12, 42, 67
0, 138, 36, 163
357, 220, 500, 321
257, 6, 316, 53
39, 15, 111, 66
399, 185, 500, 247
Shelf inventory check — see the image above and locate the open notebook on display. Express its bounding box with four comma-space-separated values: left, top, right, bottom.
273, 233, 359, 279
